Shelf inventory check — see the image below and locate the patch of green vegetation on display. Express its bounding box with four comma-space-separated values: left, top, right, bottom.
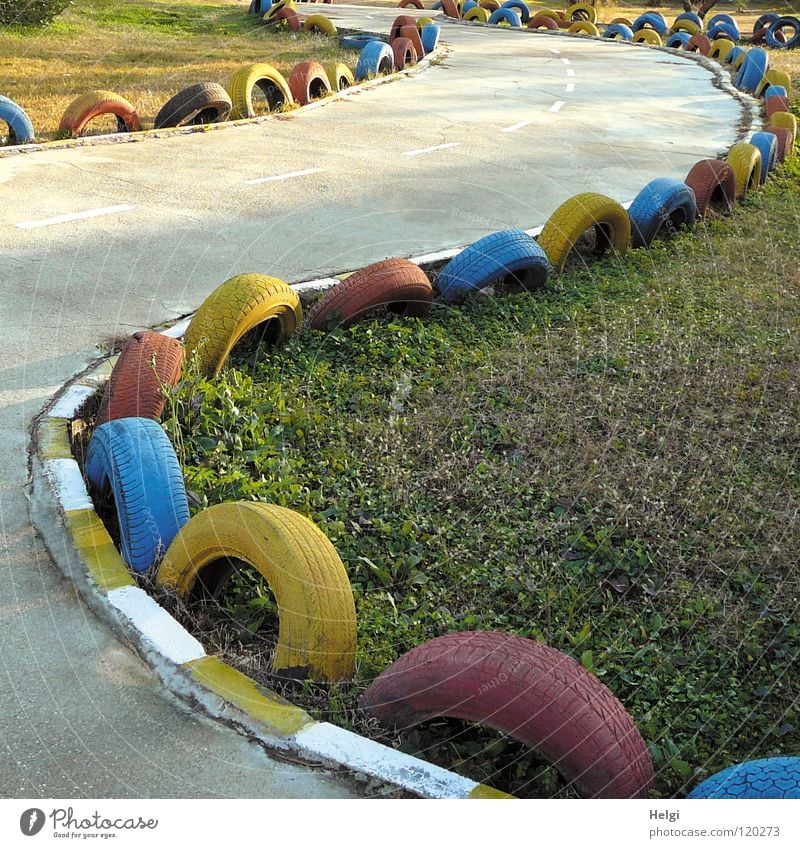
80, 0, 254, 36
162, 160, 800, 797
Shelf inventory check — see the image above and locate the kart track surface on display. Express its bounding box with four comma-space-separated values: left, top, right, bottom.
0, 6, 747, 797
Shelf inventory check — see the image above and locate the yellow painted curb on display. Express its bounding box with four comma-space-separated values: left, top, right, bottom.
468, 783, 516, 799
38, 417, 72, 460
184, 656, 313, 736
64, 508, 135, 592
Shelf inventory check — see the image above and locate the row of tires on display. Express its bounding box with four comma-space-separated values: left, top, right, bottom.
0, 19, 441, 145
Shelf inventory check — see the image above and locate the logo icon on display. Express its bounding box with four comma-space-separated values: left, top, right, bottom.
20, 809, 46, 836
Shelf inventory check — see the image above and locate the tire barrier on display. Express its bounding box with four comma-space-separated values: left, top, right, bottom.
398, 0, 424, 7
707, 23, 739, 43
628, 178, 697, 249
355, 40, 394, 81
766, 17, 800, 50
569, 21, 600, 38
466, 6, 490, 23
359, 632, 654, 799
766, 126, 793, 163
96, 331, 185, 425
707, 13, 737, 31
603, 24, 634, 42
156, 502, 357, 682
86, 418, 190, 573
421, 23, 441, 55
673, 12, 702, 31
183, 274, 302, 377
566, 3, 596, 24
154, 82, 232, 130
538, 193, 631, 273
397, 24, 425, 61
0, 94, 35, 145
500, 0, 528, 24
392, 37, 419, 71
58, 90, 141, 138
226, 63, 293, 120
262, 0, 295, 21
478, 0, 501, 11
749, 131, 778, 183
670, 18, 701, 37
736, 48, 769, 94
437, 229, 550, 302
264, 6, 301, 31
249, 0, 272, 13
666, 31, 693, 50
340, 33, 384, 50
765, 92, 789, 118
390, 14, 416, 42
683, 159, 736, 217
289, 60, 332, 106
303, 14, 337, 36
687, 34, 712, 56
529, 14, 558, 31
633, 29, 662, 47
610, 17, 634, 28
305, 258, 432, 329
688, 759, 800, 799
324, 62, 355, 92
709, 38, 736, 62
632, 12, 668, 37
726, 142, 763, 197
757, 69, 792, 98
724, 46, 746, 68
488, 8, 521, 28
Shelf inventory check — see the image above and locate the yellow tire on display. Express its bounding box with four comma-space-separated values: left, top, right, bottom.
731, 49, 748, 72
768, 111, 797, 148
303, 13, 337, 36
670, 19, 701, 36
416, 15, 436, 30
533, 8, 561, 22
568, 21, 599, 37
634, 29, 662, 46
324, 62, 355, 92
226, 63, 293, 120
566, 3, 596, 24
726, 142, 762, 197
610, 17, 633, 27
464, 6, 489, 22
538, 193, 631, 273
709, 38, 735, 62
184, 274, 301, 376
756, 68, 792, 99
156, 502, 357, 682
263, 0, 295, 20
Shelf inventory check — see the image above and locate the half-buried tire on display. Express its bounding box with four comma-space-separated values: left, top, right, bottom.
0, 94, 35, 145
765, 126, 793, 163
726, 142, 763, 197
324, 63, 355, 92
437, 229, 550, 302
392, 37, 418, 71
86, 418, 189, 574
156, 502, 357, 682
749, 131, 778, 183
305, 259, 432, 330
58, 90, 142, 138
183, 274, 302, 376
96, 331, 185, 425
288, 60, 332, 105
688, 758, 800, 799
154, 82, 232, 129
628, 178, 697, 248
355, 41, 394, 81
360, 631, 654, 799
684, 159, 736, 217
226, 63, 293, 119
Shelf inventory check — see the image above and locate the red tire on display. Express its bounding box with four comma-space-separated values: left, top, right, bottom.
765, 126, 793, 163
304, 259, 432, 331
390, 14, 417, 41
288, 60, 332, 105
684, 159, 736, 217
686, 34, 711, 55
96, 331, 185, 425
765, 94, 790, 118
58, 90, 141, 138
441, 0, 459, 18
478, 0, 500, 9
360, 632, 653, 799
528, 15, 558, 30
266, 7, 302, 30
398, 25, 425, 61
392, 37, 418, 71
398, 0, 424, 7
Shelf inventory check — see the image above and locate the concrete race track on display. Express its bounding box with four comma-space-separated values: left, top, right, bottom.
0, 7, 746, 797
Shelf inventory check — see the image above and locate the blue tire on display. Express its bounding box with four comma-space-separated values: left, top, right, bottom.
753, 13, 779, 35
248, 0, 271, 14
355, 40, 394, 81
0, 95, 35, 146
489, 8, 521, 27
628, 177, 697, 249
421, 23, 441, 54
632, 13, 668, 37
432, 1, 442, 8
603, 24, 634, 42
86, 418, 189, 573
342, 34, 385, 51
763, 85, 788, 101
707, 14, 737, 31
708, 23, 740, 42
501, 0, 529, 24
437, 229, 550, 302
736, 47, 769, 94
462, 0, 478, 12
766, 17, 800, 50
724, 46, 746, 66
666, 31, 692, 49
750, 132, 778, 183
688, 758, 800, 799
674, 12, 702, 29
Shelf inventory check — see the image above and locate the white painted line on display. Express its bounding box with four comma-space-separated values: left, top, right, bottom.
48, 384, 95, 419
566, 83, 576, 93
294, 277, 342, 294
244, 167, 323, 186
561, 57, 571, 65
16, 204, 135, 230
107, 586, 206, 665
403, 142, 461, 157
45, 460, 93, 512
550, 100, 566, 113
501, 119, 534, 133
292, 722, 479, 799
566, 68, 576, 77
549, 48, 560, 54
160, 317, 191, 339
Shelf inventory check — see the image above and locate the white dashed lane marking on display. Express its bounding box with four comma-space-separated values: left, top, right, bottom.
566, 83, 576, 93
550, 100, 565, 113
550, 48, 561, 54
501, 119, 534, 133
403, 142, 461, 157
15, 204, 136, 230
561, 57, 571, 65
245, 167, 323, 185
567, 68, 576, 77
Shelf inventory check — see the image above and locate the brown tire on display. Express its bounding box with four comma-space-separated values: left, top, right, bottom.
96, 331, 185, 425
398, 24, 424, 60
154, 82, 232, 129
305, 259, 432, 331
264, 7, 301, 30
765, 126, 793, 163
58, 90, 141, 138
392, 37, 418, 71
765, 94, 790, 118
390, 14, 416, 41
399, 0, 424, 7
528, 15, 558, 30
288, 60, 332, 105
684, 159, 736, 217
441, 0, 459, 18
479, 0, 500, 9
360, 632, 654, 799
686, 34, 711, 55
